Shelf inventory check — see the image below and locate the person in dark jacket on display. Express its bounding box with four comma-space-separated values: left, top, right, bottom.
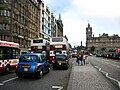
76, 55, 80, 65
80, 54, 83, 65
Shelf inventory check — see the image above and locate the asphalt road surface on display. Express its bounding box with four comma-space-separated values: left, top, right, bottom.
89, 56, 120, 89
0, 58, 73, 90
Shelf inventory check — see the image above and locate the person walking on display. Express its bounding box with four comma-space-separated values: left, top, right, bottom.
83, 55, 86, 65
80, 54, 83, 65
76, 54, 80, 65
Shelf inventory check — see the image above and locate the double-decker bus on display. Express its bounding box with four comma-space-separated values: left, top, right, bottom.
49, 37, 70, 63
0, 40, 20, 74
31, 38, 50, 60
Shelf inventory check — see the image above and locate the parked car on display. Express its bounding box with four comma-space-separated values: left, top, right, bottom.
53, 54, 69, 70
16, 53, 50, 78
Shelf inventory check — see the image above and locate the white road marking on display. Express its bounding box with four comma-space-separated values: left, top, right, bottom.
0, 83, 4, 86
95, 66, 120, 89
52, 86, 63, 90
0, 77, 18, 86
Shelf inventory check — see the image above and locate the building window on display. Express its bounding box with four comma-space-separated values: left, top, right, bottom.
42, 25, 44, 31
0, 10, 10, 16
0, 0, 9, 3
42, 18, 44, 23
0, 24, 10, 30
7, 10, 10, 16
42, 10, 44, 15
1, 10, 4, 16
48, 23, 50, 27
5, 24, 10, 30
0, 24, 2, 30
42, 3, 44, 7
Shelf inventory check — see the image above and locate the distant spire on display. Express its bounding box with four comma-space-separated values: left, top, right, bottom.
81, 41, 82, 46
58, 13, 61, 21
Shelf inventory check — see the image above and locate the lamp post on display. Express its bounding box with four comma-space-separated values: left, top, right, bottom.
46, 41, 50, 61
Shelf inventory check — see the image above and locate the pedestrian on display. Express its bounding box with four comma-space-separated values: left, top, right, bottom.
80, 54, 83, 65
83, 55, 86, 65
76, 54, 80, 65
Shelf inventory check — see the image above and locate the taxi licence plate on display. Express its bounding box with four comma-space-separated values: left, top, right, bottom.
24, 68, 28, 71
59, 63, 61, 65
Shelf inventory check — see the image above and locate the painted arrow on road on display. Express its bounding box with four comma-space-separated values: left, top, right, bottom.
52, 86, 63, 90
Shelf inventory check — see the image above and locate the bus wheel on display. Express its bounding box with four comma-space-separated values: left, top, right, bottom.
5, 66, 10, 74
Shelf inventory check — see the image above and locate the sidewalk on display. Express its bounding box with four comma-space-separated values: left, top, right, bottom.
67, 60, 118, 90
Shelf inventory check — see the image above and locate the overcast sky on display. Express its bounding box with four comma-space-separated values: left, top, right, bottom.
44, 0, 120, 47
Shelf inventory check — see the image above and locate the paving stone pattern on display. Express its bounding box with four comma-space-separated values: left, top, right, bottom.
67, 62, 118, 90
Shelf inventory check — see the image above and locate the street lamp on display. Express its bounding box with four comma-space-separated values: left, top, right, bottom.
45, 41, 50, 61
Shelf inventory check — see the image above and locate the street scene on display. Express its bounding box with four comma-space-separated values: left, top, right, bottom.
0, 56, 120, 90
0, 0, 120, 90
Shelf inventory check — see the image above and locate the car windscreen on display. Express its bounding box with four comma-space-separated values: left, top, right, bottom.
55, 55, 67, 61
19, 55, 37, 62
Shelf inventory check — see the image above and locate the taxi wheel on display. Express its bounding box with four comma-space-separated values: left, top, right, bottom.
36, 70, 43, 79
47, 67, 50, 73
39, 70, 43, 78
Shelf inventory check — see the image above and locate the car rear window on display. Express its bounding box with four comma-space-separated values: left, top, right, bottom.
55, 55, 67, 61
19, 55, 37, 62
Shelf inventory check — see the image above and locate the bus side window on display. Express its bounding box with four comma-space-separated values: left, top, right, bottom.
0, 49, 3, 59
3, 49, 11, 59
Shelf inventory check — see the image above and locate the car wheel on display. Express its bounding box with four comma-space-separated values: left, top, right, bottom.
53, 66, 57, 70
36, 70, 43, 79
65, 65, 69, 70
47, 67, 50, 73
66, 66, 68, 70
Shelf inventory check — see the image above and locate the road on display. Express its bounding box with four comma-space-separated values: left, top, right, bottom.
89, 56, 120, 88
0, 57, 119, 90
0, 58, 73, 90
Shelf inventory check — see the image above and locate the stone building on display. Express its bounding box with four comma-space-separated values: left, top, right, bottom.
0, 0, 40, 52
0, 0, 64, 52
86, 23, 120, 52
51, 13, 56, 37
